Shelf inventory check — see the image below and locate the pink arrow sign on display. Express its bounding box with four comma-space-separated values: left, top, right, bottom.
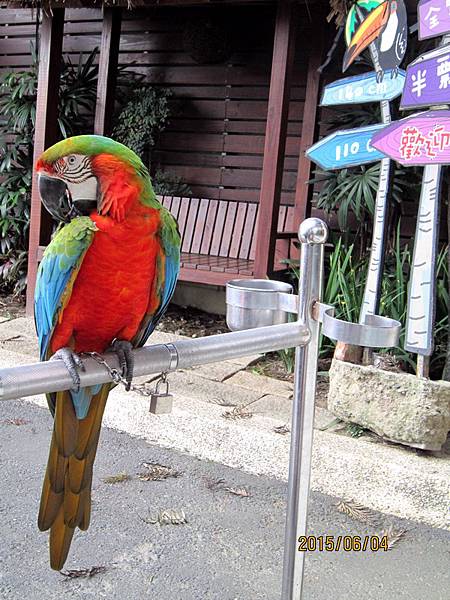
371, 110, 450, 165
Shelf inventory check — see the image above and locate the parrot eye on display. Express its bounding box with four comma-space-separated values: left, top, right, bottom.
67, 155, 77, 166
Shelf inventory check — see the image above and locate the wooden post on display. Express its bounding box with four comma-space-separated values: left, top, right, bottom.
293, 25, 324, 231
26, 8, 65, 315
94, 7, 122, 136
254, 0, 297, 278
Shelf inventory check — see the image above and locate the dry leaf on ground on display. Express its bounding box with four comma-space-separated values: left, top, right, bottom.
61, 566, 107, 579
204, 477, 226, 491
2, 418, 29, 426
222, 406, 253, 420
273, 424, 290, 435
224, 486, 251, 498
379, 525, 407, 550
142, 509, 188, 525
137, 462, 182, 481
102, 473, 132, 484
335, 500, 379, 525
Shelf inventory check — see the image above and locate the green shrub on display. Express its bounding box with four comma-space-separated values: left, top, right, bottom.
152, 169, 192, 197
0, 46, 98, 295
0, 48, 186, 295
284, 227, 449, 378
112, 85, 172, 159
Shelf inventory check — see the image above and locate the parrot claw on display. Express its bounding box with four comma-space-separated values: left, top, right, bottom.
110, 339, 134, 391
50, 347, 86, 393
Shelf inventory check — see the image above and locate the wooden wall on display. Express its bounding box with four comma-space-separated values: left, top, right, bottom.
3, 5, 433, 244
0, 5, 313, 209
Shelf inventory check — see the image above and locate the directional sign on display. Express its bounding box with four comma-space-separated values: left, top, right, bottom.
419, 0, 450, 40
307, 124, 386, 171
400, 45, 450, 109
321, 70, 406, 107
371, 110, 450, 165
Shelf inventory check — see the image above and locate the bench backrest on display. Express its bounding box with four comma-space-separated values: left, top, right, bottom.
158, 196, 294, 261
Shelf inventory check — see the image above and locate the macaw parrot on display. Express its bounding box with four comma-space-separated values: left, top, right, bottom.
34, 135, 180, 570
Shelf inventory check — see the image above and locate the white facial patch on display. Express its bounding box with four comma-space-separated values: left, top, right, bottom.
66, 175, 98, 203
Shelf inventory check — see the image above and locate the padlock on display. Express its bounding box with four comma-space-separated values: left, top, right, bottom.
149, 376, 173, 415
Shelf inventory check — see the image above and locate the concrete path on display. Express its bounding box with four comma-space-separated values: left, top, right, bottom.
1, 400, 449, 600
0, 317, 449, 531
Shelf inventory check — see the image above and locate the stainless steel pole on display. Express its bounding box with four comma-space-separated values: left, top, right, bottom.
0, 321, 310, 402
281, 218, 328, 599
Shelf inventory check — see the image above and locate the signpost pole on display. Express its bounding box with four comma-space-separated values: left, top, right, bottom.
406, 161, 443, 376
355, 4, 394, 362
360, 50, 393, 328
405, 34, 450, 377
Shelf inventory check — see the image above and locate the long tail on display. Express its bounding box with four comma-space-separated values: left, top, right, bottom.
38, 384, 110, 570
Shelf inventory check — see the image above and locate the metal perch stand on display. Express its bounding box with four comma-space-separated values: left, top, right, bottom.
0, 218, 400, 599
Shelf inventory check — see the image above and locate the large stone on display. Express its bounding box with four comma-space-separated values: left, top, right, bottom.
328, 359, 450, 451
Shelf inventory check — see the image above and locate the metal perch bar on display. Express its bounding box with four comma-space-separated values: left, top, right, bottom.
0, 322, 311, 402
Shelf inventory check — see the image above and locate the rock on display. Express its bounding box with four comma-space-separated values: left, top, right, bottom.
328, 359, 450, 451
334, 342, 363, 365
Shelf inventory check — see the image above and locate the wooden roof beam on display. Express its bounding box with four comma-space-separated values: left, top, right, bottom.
26, 8, 65, 315
293, 21, 324, 231
94, 7, 122, 136
254, 0, 297, 278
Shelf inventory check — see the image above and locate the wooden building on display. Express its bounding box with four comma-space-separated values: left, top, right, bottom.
1, 1, 329, 311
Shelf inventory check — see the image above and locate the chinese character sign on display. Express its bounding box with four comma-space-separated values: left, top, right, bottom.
419, 0, 450, 39
371, 110, 450, 165
401, 46, 450, 108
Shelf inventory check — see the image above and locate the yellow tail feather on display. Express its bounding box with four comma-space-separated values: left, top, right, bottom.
38, 385, 110, 570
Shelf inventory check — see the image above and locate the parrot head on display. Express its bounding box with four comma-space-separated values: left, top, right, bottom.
36, 135, 156, 223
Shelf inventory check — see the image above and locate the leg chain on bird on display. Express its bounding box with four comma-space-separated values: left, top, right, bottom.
83, 351, 170, 399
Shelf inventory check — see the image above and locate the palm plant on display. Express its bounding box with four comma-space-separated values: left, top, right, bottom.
0, 45, 99, 295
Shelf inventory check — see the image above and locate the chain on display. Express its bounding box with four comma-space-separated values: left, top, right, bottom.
83, 351, 166, 397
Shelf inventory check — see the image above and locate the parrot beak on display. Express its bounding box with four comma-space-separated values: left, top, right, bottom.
38, 174, 98, 223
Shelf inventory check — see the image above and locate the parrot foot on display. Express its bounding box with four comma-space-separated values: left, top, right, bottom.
51, 347, 85, 393
110, 339, 134, 391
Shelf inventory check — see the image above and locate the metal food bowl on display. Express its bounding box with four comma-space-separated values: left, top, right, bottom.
226, 279, 294, 331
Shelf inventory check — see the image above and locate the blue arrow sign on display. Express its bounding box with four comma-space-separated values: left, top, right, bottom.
307, 124, 386, 171
321, 70, 406, 106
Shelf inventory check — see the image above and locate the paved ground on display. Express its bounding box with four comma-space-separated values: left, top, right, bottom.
0, 400, 448, 600
1, 317, 449, 531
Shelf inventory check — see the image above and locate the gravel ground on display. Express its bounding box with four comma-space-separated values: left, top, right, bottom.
0, 400, 449, 600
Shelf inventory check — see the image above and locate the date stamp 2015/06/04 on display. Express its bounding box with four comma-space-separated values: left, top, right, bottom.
298, 535, 389, 552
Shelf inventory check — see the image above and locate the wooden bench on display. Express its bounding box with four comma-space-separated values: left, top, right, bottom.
159, 195, 296, 286
36, 197, 296, 288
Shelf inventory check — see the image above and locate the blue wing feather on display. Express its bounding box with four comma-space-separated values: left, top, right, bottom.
34, 217, 96, 361
34, 218, 97, 418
